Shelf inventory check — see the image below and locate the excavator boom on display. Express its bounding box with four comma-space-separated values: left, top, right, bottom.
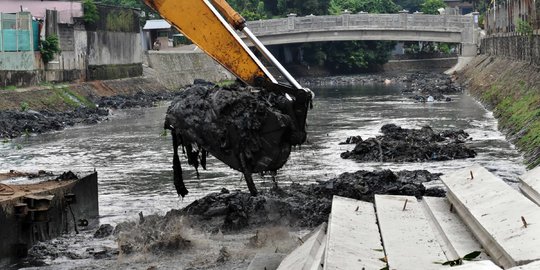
145, 0, 313, 196
143, 0, 276, 87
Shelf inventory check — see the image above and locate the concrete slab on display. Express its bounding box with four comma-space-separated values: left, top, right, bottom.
519, 167, 540, 206
422, 197, 486, 261
309, 236, 326, 270
508, 260, 540, 269
324, 196, 385, 270
247, 252, 286, 270
450, 260, 502, 269
276, 223, 326, 270
375, 195, 447, 270
442, 165, 540, 268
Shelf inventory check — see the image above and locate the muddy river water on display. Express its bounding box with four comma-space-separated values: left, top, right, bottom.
0, 82, 526, 227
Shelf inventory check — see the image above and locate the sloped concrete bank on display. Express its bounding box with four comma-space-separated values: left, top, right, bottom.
458, 55, 540, 168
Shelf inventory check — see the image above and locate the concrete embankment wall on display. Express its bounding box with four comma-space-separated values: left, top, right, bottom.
145, 51, 234, 89
85, 5, 143, 81
459, 35, 540, 168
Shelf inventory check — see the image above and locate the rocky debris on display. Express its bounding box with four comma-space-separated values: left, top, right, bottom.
55, 171, 79, 181
94, 224, 114, 238
339, 135, 363, 145
402, 72, 462, 103
164, 82, 310, 197
20, 233, 118, 268
96, 91, 176, 109
175, 169, 444, 232
341, 124, 476, 162
299, 75, 391, 86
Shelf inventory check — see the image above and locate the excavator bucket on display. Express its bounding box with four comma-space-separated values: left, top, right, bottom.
164, 82, 310, 197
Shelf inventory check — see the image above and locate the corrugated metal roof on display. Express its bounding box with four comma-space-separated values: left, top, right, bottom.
0, 1, 83, 23
143, 19, 171, 30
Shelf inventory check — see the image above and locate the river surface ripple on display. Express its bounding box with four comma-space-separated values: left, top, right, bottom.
0, 83, 526, 225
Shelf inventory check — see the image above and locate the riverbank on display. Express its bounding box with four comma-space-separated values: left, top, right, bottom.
0, 72, 461, 140
458, 55, 540, 169
0, 77, 178, 139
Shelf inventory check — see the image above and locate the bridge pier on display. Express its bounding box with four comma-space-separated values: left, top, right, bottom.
461, 43, 478, 57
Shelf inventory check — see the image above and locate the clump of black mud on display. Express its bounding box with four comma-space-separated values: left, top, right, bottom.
164, 82, 311, 197
0, 89, 182, 139
170, 169, 444, 232
402, 72, 463, 102
341, 124, 476, 162
0, 108, 109, 138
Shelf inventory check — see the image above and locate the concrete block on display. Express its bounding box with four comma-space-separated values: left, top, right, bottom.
375, 195, 447, 270
309, 236, 326, 270
450, 260, 501, 269
508, 260, 540, 269
277, 222, 326, 270
324, 196, 385, 270
442, 165, 540, 268
422, 197, 486, 261
519, 167, 540, 206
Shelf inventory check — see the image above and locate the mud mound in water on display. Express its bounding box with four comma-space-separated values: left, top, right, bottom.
341, 124, 477, 162
176, 169, 444, 232
0, 108, 109, 139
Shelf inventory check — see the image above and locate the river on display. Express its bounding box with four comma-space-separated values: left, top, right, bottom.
0, 82, 526, 227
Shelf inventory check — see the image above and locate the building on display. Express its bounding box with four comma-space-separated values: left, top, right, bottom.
0, 0, 143, 87
143, 19, 172, 50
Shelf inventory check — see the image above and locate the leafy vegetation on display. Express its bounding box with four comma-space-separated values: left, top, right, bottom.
83, 0, 100, 23
20, 102, 29, 112
0, 86, 17, 91
517, 19, 534, 36
420, 0, 445, 14
40, 35, 61, 64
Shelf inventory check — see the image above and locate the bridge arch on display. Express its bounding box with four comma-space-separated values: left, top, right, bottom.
243, 13, 480, 56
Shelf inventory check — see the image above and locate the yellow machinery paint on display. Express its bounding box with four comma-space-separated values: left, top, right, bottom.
143, 0, 275, 86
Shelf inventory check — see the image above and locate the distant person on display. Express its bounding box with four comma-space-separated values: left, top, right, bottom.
153, 39, 161, 51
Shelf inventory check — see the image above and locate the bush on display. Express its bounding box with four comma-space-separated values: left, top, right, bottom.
83, 0, 100, 24
40, 35, 61, 64
517, 19, 533, 36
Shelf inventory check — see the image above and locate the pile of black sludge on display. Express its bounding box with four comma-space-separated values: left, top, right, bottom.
341, 124, 477, 162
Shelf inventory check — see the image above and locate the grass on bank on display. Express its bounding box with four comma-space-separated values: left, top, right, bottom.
478, 76, 540, 169
0, 86, 17, 91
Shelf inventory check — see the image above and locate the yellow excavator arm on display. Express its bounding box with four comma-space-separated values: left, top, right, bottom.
145, 0, 314, 196
143, 0, 312, 144
143, 0, 276, 87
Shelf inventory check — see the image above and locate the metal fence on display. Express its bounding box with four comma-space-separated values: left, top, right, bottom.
0, 12, 37, 52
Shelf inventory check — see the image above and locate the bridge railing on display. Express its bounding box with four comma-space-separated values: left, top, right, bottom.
246, 13, 475, 35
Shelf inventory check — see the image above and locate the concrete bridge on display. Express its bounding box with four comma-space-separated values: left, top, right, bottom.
244, 13, 480, 56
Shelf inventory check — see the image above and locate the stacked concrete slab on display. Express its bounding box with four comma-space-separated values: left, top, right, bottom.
519, 167, 540, 206
276, 223, 327, 270
275, 165, 540, 269
442, 165, 540, 268
324, 196, 385, 270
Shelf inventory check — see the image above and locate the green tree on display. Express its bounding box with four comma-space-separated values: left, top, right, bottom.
394, 0, 424, 12
329, 0, 399, 14
40, 35, 61, 64
420, 0, 446, 14
83, 0, 99, 23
